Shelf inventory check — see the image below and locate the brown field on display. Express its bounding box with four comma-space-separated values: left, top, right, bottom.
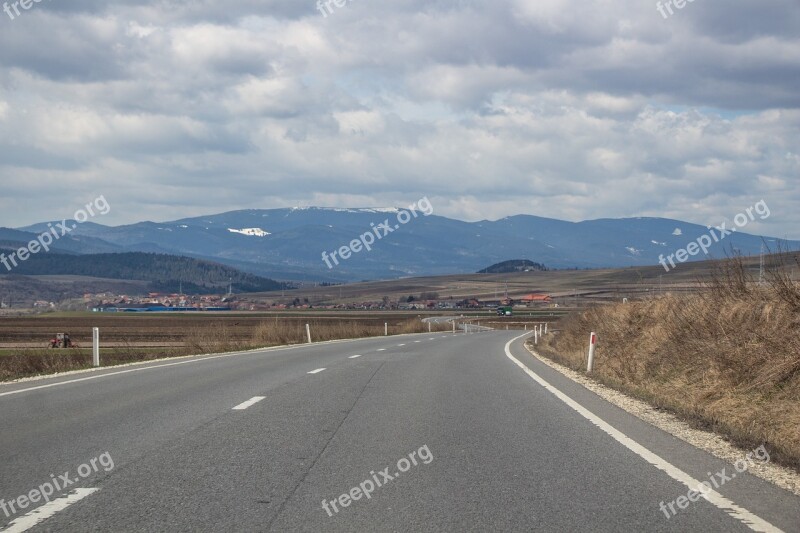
0, 310, 564, 347
0, 313, 429, 347
0, 312, 468, 381
0, 308, 567, 381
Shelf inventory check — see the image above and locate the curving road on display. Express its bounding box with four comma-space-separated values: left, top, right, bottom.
1, 331, 798, 532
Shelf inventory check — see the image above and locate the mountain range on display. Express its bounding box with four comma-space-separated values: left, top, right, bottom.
6, 208, 794, 282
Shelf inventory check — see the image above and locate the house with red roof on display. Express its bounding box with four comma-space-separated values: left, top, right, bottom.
519, 293, 552, 305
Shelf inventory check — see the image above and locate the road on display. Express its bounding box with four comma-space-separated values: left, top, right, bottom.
1, 331, 798, 532
422, 316, 492, 333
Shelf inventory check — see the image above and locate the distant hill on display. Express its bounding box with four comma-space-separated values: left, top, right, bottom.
478, 259, 547, 274
0, 252, 286, 294
0, 226, 124, 254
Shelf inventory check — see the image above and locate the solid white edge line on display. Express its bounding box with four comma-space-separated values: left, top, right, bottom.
307, 368, 326, 374
348, 355, 363, 359
503, 333, 782, 533
232, 396, 266, 410
1, 488, 100, 533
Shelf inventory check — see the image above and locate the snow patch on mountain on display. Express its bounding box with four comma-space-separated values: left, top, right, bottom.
326, 207, 400, 214
288, 206, 401, 214
228, 228, 271, 237
625, 246, 642, 256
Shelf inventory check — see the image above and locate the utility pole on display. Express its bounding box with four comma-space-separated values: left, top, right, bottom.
759, 244, 765, 286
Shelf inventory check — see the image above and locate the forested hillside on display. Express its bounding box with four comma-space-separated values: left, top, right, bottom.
0, 251, 285, 294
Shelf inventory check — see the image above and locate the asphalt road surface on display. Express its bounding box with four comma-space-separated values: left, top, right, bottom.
1, 331, 798, 532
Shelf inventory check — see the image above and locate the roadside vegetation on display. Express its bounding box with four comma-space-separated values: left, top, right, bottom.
533, 253, 800, 469
184, 317, 450, 353
0, 317, 453, 381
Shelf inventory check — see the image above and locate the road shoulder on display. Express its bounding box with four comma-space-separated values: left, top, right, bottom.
523, 340, 800, 498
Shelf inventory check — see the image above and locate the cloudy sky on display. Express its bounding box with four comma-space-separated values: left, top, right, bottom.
0, 0, 798, 237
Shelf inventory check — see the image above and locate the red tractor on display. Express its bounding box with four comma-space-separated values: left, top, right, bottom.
48, 333, 76, 349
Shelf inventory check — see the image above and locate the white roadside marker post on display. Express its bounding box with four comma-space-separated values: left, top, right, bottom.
92, 327, 100, 367
385, 322, 388, 336
534, 328, 539, 344
545, 323, 548, 334
587, 332, 598, 372
428, 321, 432, 332
306, 324, 312, 344
453, 321, 456, 333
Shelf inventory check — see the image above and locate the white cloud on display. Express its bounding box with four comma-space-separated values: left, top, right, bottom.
0, 0, 797, 239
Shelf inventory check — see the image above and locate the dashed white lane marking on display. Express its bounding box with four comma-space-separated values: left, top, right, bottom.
307, 368, 326, 374
414, 340, 421, 343
349, 355, 363, 359
0, 334, 428, 399
376, 349, 386, 352
2, 488, 100, 533
503, 334, 782, 533
397, 344, 406, 347
428, 338, 436, 340
232, 396, 266, 410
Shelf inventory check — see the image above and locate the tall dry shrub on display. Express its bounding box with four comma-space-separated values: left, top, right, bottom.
184, 322, 245, 353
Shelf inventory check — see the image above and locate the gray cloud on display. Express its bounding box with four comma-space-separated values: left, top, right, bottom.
0, 0, 797, 239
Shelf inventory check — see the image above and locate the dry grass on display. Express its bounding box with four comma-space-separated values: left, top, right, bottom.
0, 346, 186, 381
0, 317, 451, 381
535, 253, 800, 469
187, 317, 451, 352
